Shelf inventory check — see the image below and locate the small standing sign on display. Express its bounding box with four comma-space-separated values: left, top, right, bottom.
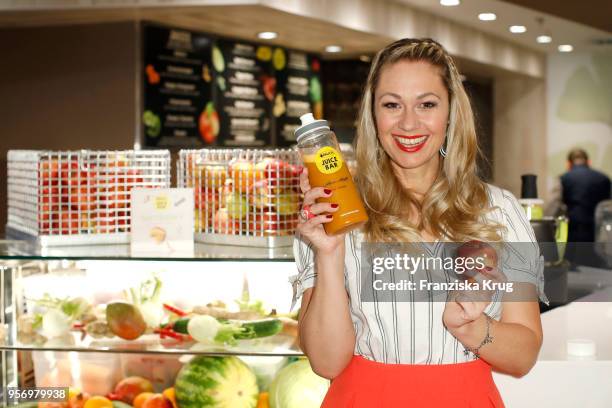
131, 188, 194, 257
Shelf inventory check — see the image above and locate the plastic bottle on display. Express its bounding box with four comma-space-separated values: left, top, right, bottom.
295, 113, 368, 235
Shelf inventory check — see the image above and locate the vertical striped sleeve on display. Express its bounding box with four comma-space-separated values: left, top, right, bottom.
289, 234, 317, 310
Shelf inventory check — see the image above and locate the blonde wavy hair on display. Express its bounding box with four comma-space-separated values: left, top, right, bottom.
355, 38, 503, 242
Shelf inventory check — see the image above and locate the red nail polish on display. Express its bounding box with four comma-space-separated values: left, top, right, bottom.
324, 189, 332, 195
326, 214, 333, 219
331, 203, 339, 208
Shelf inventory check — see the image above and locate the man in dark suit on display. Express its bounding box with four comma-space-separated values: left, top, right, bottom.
561, 148, 611, 243
555, 149, 611, 267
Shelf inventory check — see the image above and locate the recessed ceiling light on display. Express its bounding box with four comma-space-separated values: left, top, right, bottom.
325, 45, 343, 53
359, 55, 372, 62
509, 25, 527, 34
558, 44, 573, 52
257, 31, 278, 40
478, 13, 496, 21
536, 35, 552, 44
440, 0, 460, 6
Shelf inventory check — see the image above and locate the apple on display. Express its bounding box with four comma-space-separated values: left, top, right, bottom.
60, 210, 80, 235
247, 212, 298, 236
41, 187, 60, 204
225, 193, 250, 220
40, 203, 60, 221
93, 210, 118, 234
195, 187, 221, 215
253, 186, 300, 215
69, 186, 95, 211
39, 159, 59, 186
105, 185, 129, 209
229, 160, 262, 193
198, 164, 227, 189
213, 208, 242, 234
456, 240, 498, 282
59, 160, 77, 181
254, 158, 301, 188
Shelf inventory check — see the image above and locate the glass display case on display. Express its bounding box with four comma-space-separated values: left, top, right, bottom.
0, 241, 327, 407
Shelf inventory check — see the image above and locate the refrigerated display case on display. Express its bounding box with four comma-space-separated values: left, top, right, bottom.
0, 241, 328, 407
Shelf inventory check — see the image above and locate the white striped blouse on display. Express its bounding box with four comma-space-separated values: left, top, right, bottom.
290, 184, 546, 364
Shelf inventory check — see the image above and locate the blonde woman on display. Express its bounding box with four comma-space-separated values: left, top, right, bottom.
292, 38, 546, 407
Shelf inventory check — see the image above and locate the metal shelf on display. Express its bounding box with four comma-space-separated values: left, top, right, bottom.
0, 333, 302, 357
0, 239, 295, 261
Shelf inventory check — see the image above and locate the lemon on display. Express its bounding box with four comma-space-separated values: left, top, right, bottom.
273, 48, 286, 71
256, 46, 272, 61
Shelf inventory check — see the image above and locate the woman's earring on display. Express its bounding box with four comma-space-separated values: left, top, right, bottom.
440, 123, 450, 157
439, 136, 448, 157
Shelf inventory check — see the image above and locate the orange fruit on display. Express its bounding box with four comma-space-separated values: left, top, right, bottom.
133, 392, 155, 408
162, 388, 177, 408
257, 392, 270, 408
83, 396, 113, 408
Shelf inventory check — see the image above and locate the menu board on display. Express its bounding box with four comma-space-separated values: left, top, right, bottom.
142, 23, 322, 148
214, 39, 273, 147
142, 25, 216, 148
275, 51, 322, 147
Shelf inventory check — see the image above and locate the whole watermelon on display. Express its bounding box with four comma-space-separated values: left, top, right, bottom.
269, 358, 329, 408
175, 356, 259, 408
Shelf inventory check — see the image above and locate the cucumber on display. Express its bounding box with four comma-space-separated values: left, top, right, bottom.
233, 318, 283, 340
173, 317, 191, 334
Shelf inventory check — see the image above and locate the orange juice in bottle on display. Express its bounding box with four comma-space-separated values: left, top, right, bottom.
295, 113, 368, 235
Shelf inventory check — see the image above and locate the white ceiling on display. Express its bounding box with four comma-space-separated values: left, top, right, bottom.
394, 0, 612, 53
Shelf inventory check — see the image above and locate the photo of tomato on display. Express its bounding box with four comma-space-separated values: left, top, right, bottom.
198, 102, 220, 144
145, 64, 160, 85
261, 75, 276, 102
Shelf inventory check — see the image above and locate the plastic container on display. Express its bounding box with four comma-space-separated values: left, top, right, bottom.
120, 353, 183, 392
295, 113, 368, 235
33, 350, 122, 396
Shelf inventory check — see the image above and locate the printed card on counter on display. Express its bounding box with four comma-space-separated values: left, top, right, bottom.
131, 188, 194, 257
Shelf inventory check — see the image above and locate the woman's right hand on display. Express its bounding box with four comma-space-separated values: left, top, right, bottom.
296, 167, 345, 254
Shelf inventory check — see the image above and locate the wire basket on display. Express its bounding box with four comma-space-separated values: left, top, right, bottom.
7, 150, 171, 246
178, 149, 302, 247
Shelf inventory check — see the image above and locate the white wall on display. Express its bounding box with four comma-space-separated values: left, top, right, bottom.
546, 52, 612, 193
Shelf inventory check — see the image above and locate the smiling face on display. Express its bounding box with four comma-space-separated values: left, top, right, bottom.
374, 60, 450, 172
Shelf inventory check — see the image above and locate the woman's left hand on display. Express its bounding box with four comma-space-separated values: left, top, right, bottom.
442, 291, 489, 334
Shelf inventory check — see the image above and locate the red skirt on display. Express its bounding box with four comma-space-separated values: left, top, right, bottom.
321, 355, 505, 408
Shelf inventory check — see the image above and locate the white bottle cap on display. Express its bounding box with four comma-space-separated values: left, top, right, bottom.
294, 112, 329, 143
300, 113, 315, 125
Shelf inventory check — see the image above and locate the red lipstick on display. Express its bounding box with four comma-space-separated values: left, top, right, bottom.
392, 134, 429, 153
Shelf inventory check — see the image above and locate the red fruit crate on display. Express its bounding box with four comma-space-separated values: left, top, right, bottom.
178, 149, 302, 247
7, 150, 171, 246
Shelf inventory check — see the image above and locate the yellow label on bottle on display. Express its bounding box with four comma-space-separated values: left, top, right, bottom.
314, 146, 343, 174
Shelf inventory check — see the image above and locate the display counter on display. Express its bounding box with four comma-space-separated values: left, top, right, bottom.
0, 241, 332, 407
494, 286, 612, 407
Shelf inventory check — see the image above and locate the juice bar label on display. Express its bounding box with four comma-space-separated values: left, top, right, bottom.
276, 51, 322, 147
315, 147, 343, 174
142, 24, 215, 148
214, 39, 273, 147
